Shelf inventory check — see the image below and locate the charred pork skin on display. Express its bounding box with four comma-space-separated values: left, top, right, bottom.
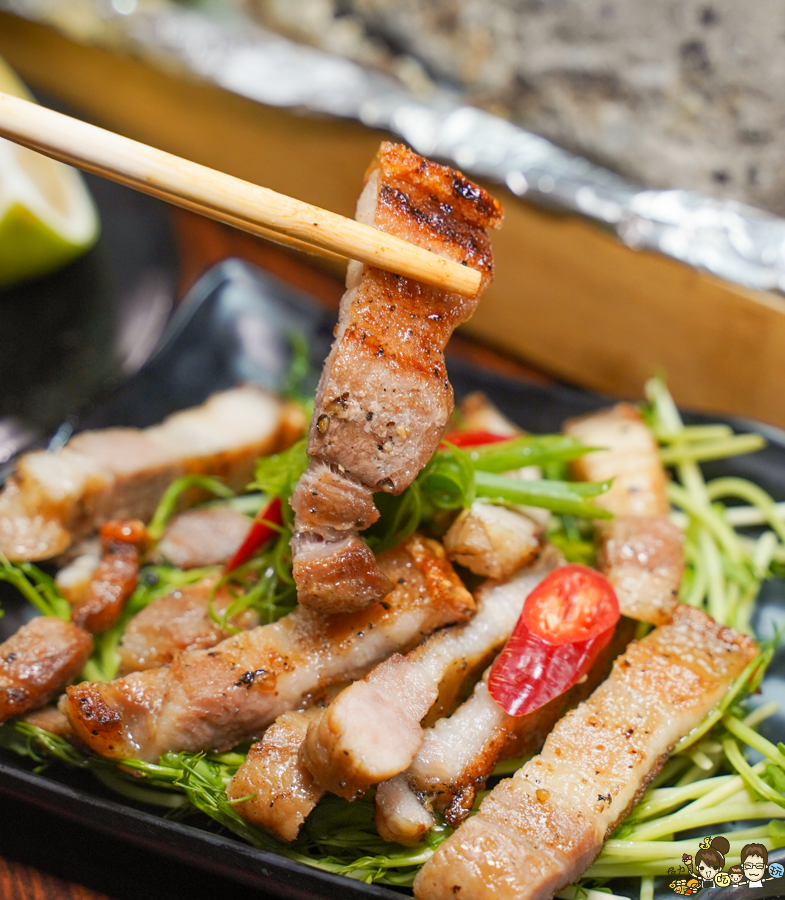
291, 143, 503, 614
564, 404, 684, 624
413, 606, 757, 900
62, 535, 474, 761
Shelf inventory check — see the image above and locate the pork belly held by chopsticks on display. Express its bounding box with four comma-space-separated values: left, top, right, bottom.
302, 548, 559, 801
291, 143, 503, 614
62, 535, 474, 762
0, 387, 303, 562
413, 606, 756, 900
564, 403, 684, 624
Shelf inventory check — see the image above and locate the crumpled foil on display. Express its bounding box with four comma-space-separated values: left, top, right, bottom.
6, 0, 785, 294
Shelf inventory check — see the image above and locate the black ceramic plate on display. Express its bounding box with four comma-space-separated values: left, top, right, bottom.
1, 260, 784, 900
0, 160, 177, 470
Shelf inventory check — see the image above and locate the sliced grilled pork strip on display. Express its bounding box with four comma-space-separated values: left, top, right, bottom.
377, 619, 636, 843
62, 535, 474, 761
0, 617, 92, 722
227, 707, 325, 841
375, 774, 436, 846
291, 143, 503, 613
155, 507, 253, 569
564, 403, 668, 518
564, 403, 682, 624
597, 516, 684, 625
71, 543, 139, 633
444, 503, 541, 581
444, 393, 547, 579
117, 576, 259, 674
413, 606, 757, 900
302, 549, 558, 800
0, 387, 303, 562
70, 520, 146, 634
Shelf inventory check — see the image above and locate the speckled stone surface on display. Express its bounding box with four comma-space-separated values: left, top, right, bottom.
249, 0, 785, 214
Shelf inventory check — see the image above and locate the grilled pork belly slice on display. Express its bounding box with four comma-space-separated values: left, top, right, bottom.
21, 705, 75, 738
444, 393, 547, 579
444, 503, 541, 581
413, 606, 757, 900
290, 531, 393, 615
62, 535, 474, 761
0, 617, 92, 723
291, 143, 503, 613
376, 774, 436, 846
598, 516, 684, 626
302, 549, 558, 800
227, 708, 325, 841
0, 387, 303, 562
155, 507, 253, 569
377, 619, 636, 843
117, 576, 259, 674
564, 403, 668, 518
564, 403, 682, 625
69, 520, 146, 634
457, 392, 520, 439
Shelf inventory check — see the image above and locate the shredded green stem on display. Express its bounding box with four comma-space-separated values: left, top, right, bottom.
668, 483, 743, 563
724, 714, 785, 768
659, 434, 766, 466
705, 477, 785, 544
0, 555, 71, 620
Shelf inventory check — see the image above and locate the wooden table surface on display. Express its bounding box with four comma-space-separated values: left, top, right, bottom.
0, 208, 544, 900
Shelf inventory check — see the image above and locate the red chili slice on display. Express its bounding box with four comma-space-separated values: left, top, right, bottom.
224, 497, 283, 574
488, 622, 614, 717
522, 564, 619, 646
440, 430, 511, 448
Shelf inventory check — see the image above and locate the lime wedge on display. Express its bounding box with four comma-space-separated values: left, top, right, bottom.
0, 56, 99, 287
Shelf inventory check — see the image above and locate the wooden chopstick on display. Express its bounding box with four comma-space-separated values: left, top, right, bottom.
0, 92, 481, 297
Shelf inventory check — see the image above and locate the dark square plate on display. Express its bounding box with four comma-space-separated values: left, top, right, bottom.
1, 260, 784, 900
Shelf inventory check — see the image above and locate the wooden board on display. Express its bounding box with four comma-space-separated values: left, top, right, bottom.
2, 12, 784, 427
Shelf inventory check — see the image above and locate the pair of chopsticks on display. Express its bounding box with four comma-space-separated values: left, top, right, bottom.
0, 92, 481, 298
